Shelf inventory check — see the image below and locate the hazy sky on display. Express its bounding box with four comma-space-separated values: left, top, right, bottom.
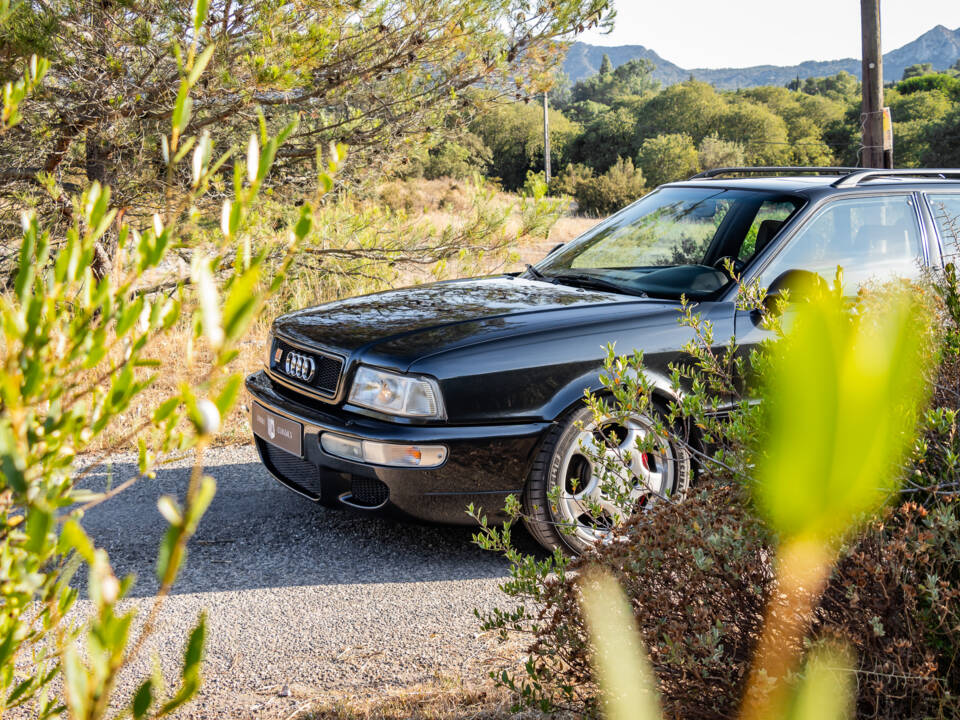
577, 1, 960, 69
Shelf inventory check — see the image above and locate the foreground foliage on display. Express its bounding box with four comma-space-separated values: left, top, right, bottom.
0, 3, 341, 716
475, 271, 960, 718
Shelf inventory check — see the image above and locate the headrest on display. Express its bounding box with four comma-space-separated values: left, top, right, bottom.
754, 219, 784, 255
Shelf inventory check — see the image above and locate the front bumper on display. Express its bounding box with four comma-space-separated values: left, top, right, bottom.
245, 370, 550, 524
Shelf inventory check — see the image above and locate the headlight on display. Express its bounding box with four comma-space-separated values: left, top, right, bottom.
348, 366, 445, 419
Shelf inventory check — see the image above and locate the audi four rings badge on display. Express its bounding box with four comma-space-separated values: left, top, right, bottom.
284, 351, 316, 382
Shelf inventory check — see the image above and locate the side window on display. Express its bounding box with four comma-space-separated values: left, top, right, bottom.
927, 194, 960, 261
757, 195, 923, 295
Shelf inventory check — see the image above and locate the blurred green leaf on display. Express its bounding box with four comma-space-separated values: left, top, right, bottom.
184, 476, 216, 531
60, 519, 96, 564
788, 644, 854, 720
214, 375, 242, 415
153, 396, 180, 424
25, 508, 52, 554
158, 614, 206, 716
191, 0, 209, 33
155, 525, 180, 583
192, 255, 223, 348
171, 84, 192, 136
755, 290, 932, 541
157, 496, 182, 526
579, 570, 662, 720
187, 44, 215, 87
132, 679, 152, 719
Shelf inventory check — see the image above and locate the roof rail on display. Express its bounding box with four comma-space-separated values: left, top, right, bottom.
690, 166, 861, 180
832, 169, 960, 188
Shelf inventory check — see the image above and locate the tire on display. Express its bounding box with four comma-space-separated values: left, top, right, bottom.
522, 404, 692, 555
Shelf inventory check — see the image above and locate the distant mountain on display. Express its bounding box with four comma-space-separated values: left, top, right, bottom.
563, 25, 960, 89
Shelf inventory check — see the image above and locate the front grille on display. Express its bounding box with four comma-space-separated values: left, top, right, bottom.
259, 439, 323, 500
270, 337, 343, 397
348, 478, 389, 508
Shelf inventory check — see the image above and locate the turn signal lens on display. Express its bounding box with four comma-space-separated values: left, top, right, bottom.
319, 433, 448, 468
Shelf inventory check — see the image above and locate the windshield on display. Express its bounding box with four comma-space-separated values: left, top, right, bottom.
536, 186, 803, 299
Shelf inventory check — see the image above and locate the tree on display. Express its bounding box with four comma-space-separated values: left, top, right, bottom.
788, 71, 859, 102
567, 105, 639, 172
698, 135, 745, 170
563, 99, 612, 125
0, 9, 347, 714
0, 0, 611, 218
421, 132, 493, 180
886, 89, 953, 166
921, 106, 960, 167
902, 62, 934, 80
633, 81, 726, 146
636, 133, 699, 187
716, 101, 791, 165
895, 73, 960, 99
599, 53, 614, 76
471, 101, 578, 190
569, 57, 659, 106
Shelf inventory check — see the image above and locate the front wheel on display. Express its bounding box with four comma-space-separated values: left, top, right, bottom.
522, 404, 692, 555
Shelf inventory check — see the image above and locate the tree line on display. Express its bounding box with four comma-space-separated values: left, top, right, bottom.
406, 56, 960, 213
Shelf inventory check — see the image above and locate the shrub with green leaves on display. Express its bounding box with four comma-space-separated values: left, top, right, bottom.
0, 4, 341, 717
560, 156, 646, 216
474, 275, 960, 719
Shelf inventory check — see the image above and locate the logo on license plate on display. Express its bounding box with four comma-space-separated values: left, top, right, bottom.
267, 416, 276, 439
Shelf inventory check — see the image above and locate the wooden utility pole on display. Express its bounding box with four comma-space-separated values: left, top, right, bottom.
543, 92, 552, 183
860, 0, 888, 168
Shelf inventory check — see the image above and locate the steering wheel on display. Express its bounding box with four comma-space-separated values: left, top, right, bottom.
712, 255, 745, 278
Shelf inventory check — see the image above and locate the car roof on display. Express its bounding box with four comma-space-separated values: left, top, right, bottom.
665, 168, 960, 198
670, 176, 839, 193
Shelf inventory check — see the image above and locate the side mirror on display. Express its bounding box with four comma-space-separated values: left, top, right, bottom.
764, 269, 828, 313
546, 242, 565, 258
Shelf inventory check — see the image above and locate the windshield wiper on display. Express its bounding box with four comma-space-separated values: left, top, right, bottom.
549, 272, 646, 297
523, 264, 551, 282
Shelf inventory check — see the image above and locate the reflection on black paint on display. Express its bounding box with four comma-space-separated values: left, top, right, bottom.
274, 277, 619, 351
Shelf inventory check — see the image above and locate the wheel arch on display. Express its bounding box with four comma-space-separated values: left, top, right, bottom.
543, 366, 682, 423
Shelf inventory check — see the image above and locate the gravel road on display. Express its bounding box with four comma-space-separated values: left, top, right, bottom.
77, 444, 536, 719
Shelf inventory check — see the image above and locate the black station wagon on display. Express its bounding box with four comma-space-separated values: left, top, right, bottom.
247, 167, 960, 554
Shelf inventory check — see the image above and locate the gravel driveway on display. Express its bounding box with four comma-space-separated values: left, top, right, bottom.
77, 444, 535, 718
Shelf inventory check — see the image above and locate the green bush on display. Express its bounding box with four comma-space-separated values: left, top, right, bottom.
635, 133, 700, 187
475, 273, 960, 719
0, 7, 341, 718
697, 134, 745, 170
562, 156, 646, 216
422, 132, 492, 180
896, 73, 960, 100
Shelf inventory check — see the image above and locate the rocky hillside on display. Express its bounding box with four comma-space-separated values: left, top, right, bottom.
564, 25, 960, 88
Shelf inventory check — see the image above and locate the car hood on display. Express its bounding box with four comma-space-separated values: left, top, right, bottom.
272, 276, 675, 369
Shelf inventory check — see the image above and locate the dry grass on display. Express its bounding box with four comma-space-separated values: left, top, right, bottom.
302, 681, 519, 720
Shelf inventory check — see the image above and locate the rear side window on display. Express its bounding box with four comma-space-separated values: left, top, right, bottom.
927, 194, 960, 260
757, 195, 923, 296
737, 200, 799, 261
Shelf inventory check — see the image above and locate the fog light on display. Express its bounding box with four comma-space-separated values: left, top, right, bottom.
320, 433, 363, 461
319, 433, 447, 468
